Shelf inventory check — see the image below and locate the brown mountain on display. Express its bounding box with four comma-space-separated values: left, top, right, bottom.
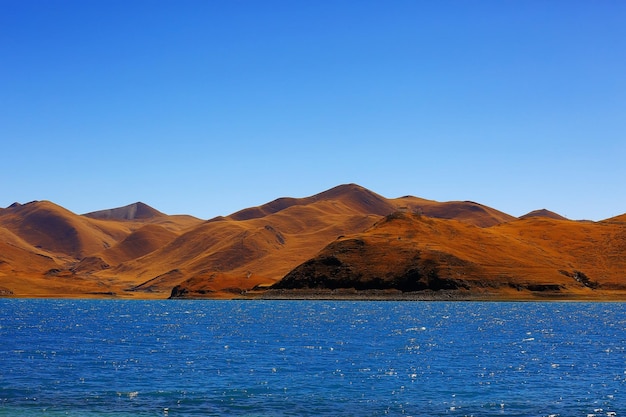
520, 209, 568, 220
82, 202, 202, 233
84, 202, 164, 220
1, 184, 624, 300
229, 183, 395, 221
391, 196, 516, 227
0, 201, 129, 258
120, 184, 389, 298
269, 211, 626, 300
0, 200, 201, 297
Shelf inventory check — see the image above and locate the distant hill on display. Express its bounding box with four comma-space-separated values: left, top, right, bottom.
229, 183, 395, 220
83, 202, 164, 220
0, 200, 200, 297
1, 184, 625, 300
391, 196, 516, 227
520, 209, 568, 220
0, 200, 128, 258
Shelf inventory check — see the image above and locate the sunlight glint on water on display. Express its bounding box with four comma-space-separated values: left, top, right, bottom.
0, 300, 624, 416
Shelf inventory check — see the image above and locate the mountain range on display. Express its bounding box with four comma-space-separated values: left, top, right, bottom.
1, 184, 625, 300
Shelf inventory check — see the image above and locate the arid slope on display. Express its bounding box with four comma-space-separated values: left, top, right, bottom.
1, 185, 624, 299
119, 184, 390, 297
0, 201, 128, 258
0, 201, 201, 297
270, 211, 626, 300
391, 196, 516, 227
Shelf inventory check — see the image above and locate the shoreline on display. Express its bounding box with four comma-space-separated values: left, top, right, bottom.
3, 288, 626, 302
241, 288, 626, 302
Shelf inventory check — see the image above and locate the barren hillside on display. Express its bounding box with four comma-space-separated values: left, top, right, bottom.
1, 185, 624, 299
269, 211, 626, 300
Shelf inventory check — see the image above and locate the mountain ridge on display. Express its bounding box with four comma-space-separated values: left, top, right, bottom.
1, 184, 625, 299
228, 183, 395, 221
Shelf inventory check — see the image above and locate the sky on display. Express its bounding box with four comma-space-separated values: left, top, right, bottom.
1, 1, 625, 221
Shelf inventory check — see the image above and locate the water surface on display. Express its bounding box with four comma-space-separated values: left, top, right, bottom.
1, 300, 624, 416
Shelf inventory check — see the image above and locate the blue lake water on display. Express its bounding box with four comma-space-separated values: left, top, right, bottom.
0, 300, 624, 416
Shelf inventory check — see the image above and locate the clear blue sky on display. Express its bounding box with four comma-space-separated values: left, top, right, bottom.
2, 1, 625, 220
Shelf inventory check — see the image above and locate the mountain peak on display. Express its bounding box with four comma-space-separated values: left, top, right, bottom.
311, 183, 395, 216
229, 183, 394, 221
83, 202, 164, 220
520, 209, 568, 221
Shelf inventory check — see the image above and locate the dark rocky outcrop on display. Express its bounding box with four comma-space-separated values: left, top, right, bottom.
272, 236, 470, 293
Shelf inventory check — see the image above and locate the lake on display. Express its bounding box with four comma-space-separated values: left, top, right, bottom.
0, 299, 624, 416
